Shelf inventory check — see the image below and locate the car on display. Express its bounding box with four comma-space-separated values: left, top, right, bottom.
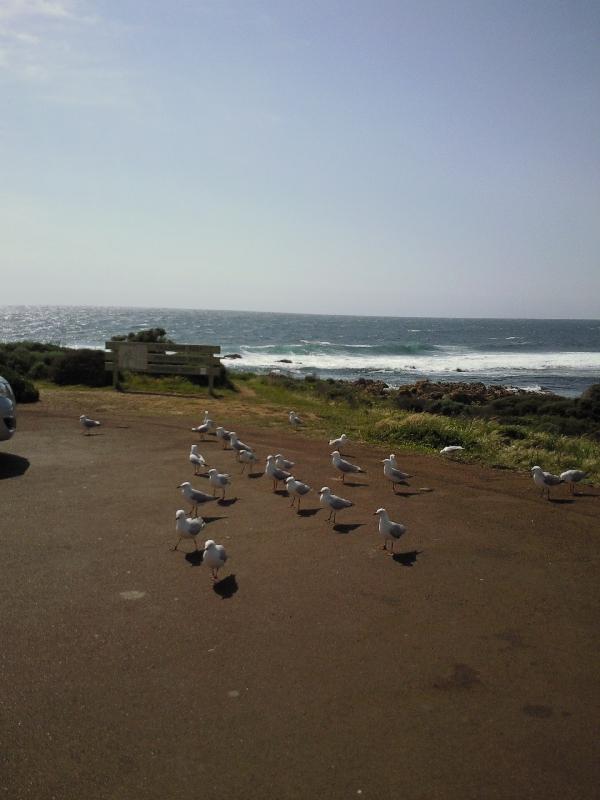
0, 376, 17, 441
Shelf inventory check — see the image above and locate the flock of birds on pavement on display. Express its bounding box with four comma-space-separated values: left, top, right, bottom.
78, 410, 591, 583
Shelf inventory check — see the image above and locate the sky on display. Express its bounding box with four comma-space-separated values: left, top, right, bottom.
1, 0, 599, 318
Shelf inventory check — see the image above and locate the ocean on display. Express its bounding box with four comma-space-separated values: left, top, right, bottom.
1, 306, 599, 397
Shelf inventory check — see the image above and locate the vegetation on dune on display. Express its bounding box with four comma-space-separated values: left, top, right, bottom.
2, 338, 599, 480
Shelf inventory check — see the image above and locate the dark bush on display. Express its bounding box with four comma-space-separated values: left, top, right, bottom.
111, 328, 172, 343
0, 367, 39, 403
51, 349, 110, 387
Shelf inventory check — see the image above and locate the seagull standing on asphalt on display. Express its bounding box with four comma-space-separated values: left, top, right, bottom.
191, 420, 213, 440
239, 449, 257, 474
560, 469, 588, 495
285, 476, 311, 510
289, 411, 303, 429
319, 486, 353, 524
331, 450, 366, 483
531, 466, 563, 500
203, 540, 228, 581
374, 508, 407, 553
382, 458, 411, 493
215, 426, 232, 449
80, 415, 101, 435
229, 432, 253, 456
265, 455, 291, 491
329, 433, 350, 453
173, 510, 206, 551
177, 481, 217, 517
189, 445, 208, 475
207, 468, 231, 499
275, 453, 295, 471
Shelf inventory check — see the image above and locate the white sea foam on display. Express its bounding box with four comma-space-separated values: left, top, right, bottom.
235, 348, 600, 375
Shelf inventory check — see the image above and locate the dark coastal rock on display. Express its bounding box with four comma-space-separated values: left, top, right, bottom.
276, 359, 293, 364
352, 378, 390, 396
396, 380, 555, 404
222, 353, 242, 360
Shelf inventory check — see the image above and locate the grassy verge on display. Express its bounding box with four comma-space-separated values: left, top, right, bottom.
232, 374, 600, 481
21, 369, 600, 482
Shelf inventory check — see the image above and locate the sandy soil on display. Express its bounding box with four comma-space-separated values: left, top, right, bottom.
1, 391, 599, 799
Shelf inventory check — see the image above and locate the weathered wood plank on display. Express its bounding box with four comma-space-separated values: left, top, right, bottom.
146, 353, 221, 366
105, 342, 220, 355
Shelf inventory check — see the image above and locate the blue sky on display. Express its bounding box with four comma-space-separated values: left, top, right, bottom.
1, 0, 599, 317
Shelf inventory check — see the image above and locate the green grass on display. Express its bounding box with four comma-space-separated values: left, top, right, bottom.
236, 374, 600, 481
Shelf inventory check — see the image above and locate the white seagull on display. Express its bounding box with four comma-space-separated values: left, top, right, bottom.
203, 539, 228, 581
229, 431, 253, 455
191, 420, 213, 440
329, 433, 350, 452
382, 458, 411, 493
285, 476, 311, 510
80, 415, 101, 435
531, 466, 564, 499
331, 450, 366, 483
559, 469, 588, 495
319, 486, 353, 524
289, 410, 303, 429
215, 426, 232, 448
275, 453, 295, 471
374, 508, 407, 553
173, 510, 206, 551
265, 454, 291, 491
440, 446, 464, 455
207, 468, 231, 499
177, 481, 217, 517
239, 449, 257, 474
189, 444, 208, 475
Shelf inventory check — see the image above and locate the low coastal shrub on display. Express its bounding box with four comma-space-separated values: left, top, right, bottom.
0, 366, 39, 403
51, 349, 110, 387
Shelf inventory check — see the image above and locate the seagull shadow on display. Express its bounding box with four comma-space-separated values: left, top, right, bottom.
218, 497, 238, 507
0, 453, 30, 480
297, 507, 321, 517
213, 574, 238, 599
392, 549, 422, 567
339, 481, 368, 488
247, 471, 265, 479
202, 516, 227, 524
548, 498, 575, 505
274, 489, 289, 497
184, 550, 204, 566
392, 491, 422, 498
332, 523, 364, 534
84, 432, 104, 436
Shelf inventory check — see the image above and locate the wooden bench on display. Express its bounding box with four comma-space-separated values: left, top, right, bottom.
105, 341, 222, 394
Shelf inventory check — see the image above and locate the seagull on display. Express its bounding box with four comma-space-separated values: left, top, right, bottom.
560, 469, 588, 495
80, 415, 101, 435
265, 454, 291, 490
531, 466, 564, 499
382, 458, 411, 492
239, 449, 257, 474
289, 410, 303, 429
191, 420, 213, 440
374, 508, 407, 553
203, 539, 228, 581
189, 445, 208, 475
215, 426, 232, 448
207, 468, 231, 499
389, 453, 410, 472
229, 431, 253, 455
173, 510, 206, 551
275, 453, 295, 471
285, 476, 311, 510
177, 481, 217, 517
329, 433, 350, 452
440, 446, 464, 455
331, 450, 366, 483
319, 487, 353, 524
